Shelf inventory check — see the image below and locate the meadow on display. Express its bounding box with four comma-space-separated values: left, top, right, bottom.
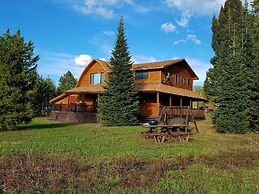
0, 115, 259, 193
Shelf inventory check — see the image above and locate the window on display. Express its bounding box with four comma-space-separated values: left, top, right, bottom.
90, 72, 104, 84
182, 77, 185, 85
176, 75, 181, 84
187, 78, 191, 86
135, 71, 148, 80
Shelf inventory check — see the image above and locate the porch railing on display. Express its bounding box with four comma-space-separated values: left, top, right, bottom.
52, 103, 97, 113
159, 106, 205, 120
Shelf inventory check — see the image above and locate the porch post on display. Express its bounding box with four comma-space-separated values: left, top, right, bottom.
82, 92, 85, 103
190, 99, 192, 109
68, 93, 70, 112
156, 92, 160, 116
169, 96, 172, 106
180, 97, 183, 117
97, 92, 100, 113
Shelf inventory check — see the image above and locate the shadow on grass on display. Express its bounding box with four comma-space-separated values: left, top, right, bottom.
26, 122, 79, 130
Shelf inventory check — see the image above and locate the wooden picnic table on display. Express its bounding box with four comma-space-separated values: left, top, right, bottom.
143, 124, 191, 143
145, 124, 189, 132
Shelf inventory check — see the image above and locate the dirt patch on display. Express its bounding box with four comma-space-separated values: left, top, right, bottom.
199, 149, 259, 170
0, 152, 94, 193
0, 149, 259, 193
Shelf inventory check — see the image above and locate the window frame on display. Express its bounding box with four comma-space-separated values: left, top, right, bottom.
135, 71, 149, 80
90, 72, 104, 85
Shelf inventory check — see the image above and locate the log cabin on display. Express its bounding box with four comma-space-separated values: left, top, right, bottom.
49, 59, 206, 123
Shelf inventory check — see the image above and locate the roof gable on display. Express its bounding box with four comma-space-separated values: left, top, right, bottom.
76, 59, 109, 87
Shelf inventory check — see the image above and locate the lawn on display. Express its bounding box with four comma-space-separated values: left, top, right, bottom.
0, 115, 259, 193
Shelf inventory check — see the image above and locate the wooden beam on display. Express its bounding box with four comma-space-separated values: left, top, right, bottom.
190, 99, 192, 109
97, 93, 100, 113
68, 94, 70, 112
157, 92, 160, 116
169, 96, 172, 106
180, 97, 183, 117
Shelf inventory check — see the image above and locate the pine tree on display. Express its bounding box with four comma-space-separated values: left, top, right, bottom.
31, 75, 56, 116
0, 30, 38, 130
57, 71, 77, 95
204, 0, 254, 133
250, 0, 259, 131
99, 17, 139, 126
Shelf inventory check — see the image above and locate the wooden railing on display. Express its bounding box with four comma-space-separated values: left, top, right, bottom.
52, 103, 97, 113
159, 106, 205, 122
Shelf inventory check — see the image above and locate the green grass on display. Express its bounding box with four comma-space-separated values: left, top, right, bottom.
0, 115, 258, 162
0, 115, 259, 193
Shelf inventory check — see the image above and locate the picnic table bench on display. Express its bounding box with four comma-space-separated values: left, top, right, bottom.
142, 117, 192, 143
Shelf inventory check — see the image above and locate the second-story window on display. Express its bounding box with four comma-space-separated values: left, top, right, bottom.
187, 78, 191, 86
182, 77, 185, 85
135, 71, 148, 80
90, 72, 104, 84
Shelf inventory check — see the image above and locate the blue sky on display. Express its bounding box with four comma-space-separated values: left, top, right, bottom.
0, 0, 251, 86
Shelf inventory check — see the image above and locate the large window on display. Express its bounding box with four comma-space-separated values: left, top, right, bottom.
135, 71, 148, 80
90, 72, 104, 84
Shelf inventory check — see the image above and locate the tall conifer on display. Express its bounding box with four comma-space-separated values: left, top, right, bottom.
99, 17, 139, 126
204, 0, 255, 133
250, 0, 259, 131
0, 30, 38, 130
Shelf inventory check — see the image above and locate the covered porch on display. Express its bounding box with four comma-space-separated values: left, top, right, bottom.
137, 82, 207, 120
49, 86, 103, 123
139, 92, 206, 119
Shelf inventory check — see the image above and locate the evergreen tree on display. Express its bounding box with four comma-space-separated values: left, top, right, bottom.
0, 30, 38, 130
99, 17, 139, 126
250, 0, 259, 131
31, 75, 56, 116
57, 71, 77, 95
204, 0, 255, 133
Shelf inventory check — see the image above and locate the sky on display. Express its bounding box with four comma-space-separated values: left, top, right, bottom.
0, 0, 252, 86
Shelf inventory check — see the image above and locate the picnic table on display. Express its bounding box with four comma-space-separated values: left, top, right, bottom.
142, 117, 192, 143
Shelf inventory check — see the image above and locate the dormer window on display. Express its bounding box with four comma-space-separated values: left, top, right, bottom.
135, 71, 148, 80
90, 72, 104, 84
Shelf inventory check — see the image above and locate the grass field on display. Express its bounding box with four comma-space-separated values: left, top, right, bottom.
0, 115, 259, 193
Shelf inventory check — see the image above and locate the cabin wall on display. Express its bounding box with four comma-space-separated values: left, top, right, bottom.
161, 62, 193, 90
55, 95, 78, 104
77, 61, 108, 87
135, 70, 161, 84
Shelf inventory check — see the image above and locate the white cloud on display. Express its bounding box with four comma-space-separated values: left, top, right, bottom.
74, 0, 115, 19
103, 30, 115, 36
166, 0, 225, 16
187, 34, 201, 45
173, 39, 186, 45
132, 55, 158, 64
161, 22, 176, 33
166, 0, 252, 16
177, 11, 191, 27
74, 54, 93, 66
173, 34, 201, 46
38, 52, 107, 81
99, 58, 107, 61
